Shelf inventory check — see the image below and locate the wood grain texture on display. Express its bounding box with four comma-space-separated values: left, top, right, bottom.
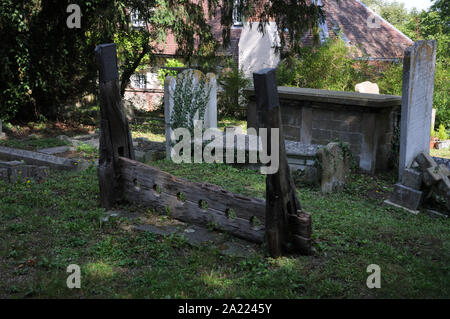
118, 157, 265, 243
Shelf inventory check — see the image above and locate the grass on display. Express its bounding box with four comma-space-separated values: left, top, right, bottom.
430, 147, 450, 159
0, 136, 71, 151
1, 160, 449, 299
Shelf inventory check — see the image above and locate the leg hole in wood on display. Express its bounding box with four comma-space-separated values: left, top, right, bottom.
177, 192, 186, 202
199, 200, 208, 210
153, 184, 162, 196
250, 216, 261, 228
133, 178, 141, 191
225, 208, 236, 219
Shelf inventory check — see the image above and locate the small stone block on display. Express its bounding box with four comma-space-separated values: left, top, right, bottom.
401, 168, 422, 190
415, 152, 437, 171
389, 183, 423, 211
423, 164, 449, 186
135, 150, 146, 163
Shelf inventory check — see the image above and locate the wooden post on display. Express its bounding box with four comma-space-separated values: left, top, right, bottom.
95, 43, 135, 209
253, 68, 312, 257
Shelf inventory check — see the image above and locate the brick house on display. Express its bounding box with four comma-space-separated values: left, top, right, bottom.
124, 0, 413, 111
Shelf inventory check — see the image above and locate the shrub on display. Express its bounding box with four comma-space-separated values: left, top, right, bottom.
170, 71, 211, 135
217, 60, 251, 119
437, 124, 448, 141
157, 59, 185, 86
277, 38, 374, 91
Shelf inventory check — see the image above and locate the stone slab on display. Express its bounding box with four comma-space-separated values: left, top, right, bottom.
0, 146, 77, 170
384, 199, 420, 215
37, 146, 72, 155
423, 165, 450, 186
401, 168, 422, 190
388, 183, 423, 211
415, 152, 436, 170
244, 86, 402, 108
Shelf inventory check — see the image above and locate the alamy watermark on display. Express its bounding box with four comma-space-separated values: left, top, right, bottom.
66, 264, 81, 289
366, 264, 381, 289
67, 4, 81, 29
169, 120, 280, 174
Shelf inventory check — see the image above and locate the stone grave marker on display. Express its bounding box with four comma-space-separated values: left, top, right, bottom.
164, 69, 217, 159
317, 142, 351, 193
399, 40, 437, 178
355, 81, 380, 94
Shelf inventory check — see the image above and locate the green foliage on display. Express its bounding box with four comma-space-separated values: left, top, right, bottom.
437, 124, 448, 141
374, 0, 450, 127
170, 72, 211, 134
277, 38, 373, 91
431, 128, 437, 138
376, 62, 403, 95
217, 60, 251, 119
157, 59, 185, 86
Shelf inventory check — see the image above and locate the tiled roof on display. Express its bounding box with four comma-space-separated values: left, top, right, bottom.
302, 0, 413, 59
156, 0, 413, 59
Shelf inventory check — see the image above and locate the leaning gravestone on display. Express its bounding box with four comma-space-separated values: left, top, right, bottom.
385, 41, 437, 214
164, 69, 217, 159
399, 40, 437, 178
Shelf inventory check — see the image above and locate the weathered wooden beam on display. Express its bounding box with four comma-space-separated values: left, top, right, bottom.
95, 43, 135, 209
253, 68, 312, 256
118, 157, 265, 243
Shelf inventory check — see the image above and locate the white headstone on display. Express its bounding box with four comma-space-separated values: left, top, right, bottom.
164, 69, 217, 159
399, 40, 437, 178
355, 81, 380, 94
238, 22, 280, 78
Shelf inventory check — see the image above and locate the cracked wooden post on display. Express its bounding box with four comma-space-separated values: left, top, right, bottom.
95, 43, 135, 209
253, 68, 312, 257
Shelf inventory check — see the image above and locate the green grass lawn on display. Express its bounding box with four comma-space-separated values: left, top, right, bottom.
430, 148, 450, 159
1, 161, 449, 299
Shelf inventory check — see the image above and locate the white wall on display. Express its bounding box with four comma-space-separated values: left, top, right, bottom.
238, 22, 280, 78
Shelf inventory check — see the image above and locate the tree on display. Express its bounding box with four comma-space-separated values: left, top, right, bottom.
0, 0, 325, 121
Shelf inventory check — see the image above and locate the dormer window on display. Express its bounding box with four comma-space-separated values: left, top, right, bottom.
232, 0, 244, 26
131, 9, 146, 29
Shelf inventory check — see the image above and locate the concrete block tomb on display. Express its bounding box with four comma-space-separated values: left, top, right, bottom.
245, 86, 402, 174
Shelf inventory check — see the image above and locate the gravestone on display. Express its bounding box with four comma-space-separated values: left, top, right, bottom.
0, 119, 5, 140
398, 40, 437, 178
355, 81, 380, 94
317, 142, 352, 193
164, 69, 217, 159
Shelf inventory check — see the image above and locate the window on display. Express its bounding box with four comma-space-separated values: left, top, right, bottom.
130, 9, 146, 28
133, 74, 147, 89
232, 0, 244, 26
